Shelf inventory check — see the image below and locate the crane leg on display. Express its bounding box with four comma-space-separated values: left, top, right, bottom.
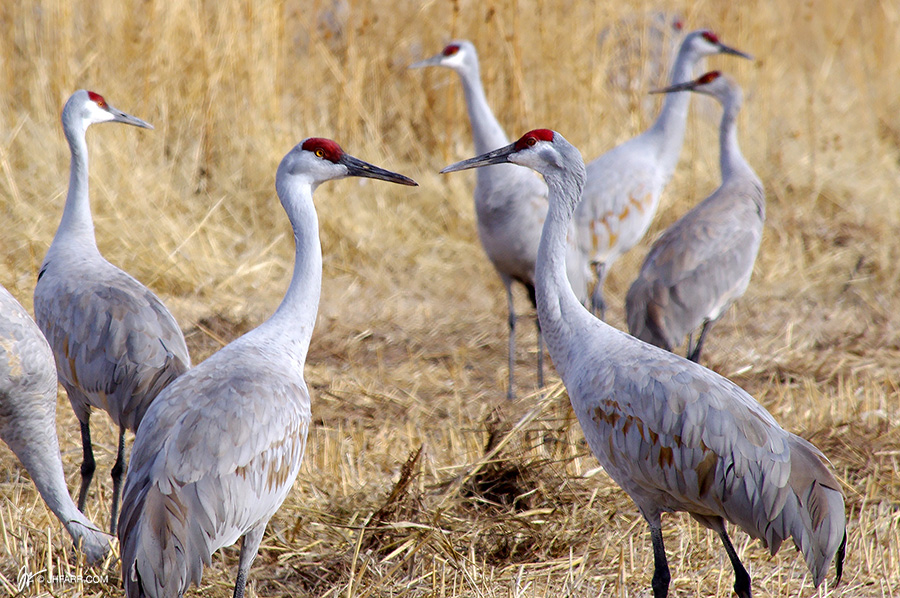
717, 525, 751, 598
526, 282, 544, 391
649, 524, 671, 598
535, 317, 544, 390
506, 284, 517, 400
77, 420, 95, 512
233, 523, 267, 598
687, 320, 713, 362
590, 262, 608, 320
109, 425, 126, 536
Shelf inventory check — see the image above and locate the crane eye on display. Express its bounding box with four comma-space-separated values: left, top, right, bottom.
87, 91, 107, 109
315, 148, 325, 158
526, 137, 536, 146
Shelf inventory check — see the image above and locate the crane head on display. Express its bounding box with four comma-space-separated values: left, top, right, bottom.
442, 129, 585, 206
650, 71, 740, 106
409, 40, 475, 71
442, 129, 572, 175
64, 90, 153, 131
277, 138, 417, 188
686, 29, 753, 61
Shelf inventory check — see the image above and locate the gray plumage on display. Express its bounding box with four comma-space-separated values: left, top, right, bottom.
411, 40, 591, 399
33, 90, 190, 535
118, 138, 417, 598
0, 284, 110, 564
574, 30, 752, 318
627, 71, 765, 363
442, 129, 845, 597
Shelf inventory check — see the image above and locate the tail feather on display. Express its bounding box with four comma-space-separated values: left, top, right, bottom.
786, 435, 846, 587
119, 476, 205, 597
625, 279, 673, 351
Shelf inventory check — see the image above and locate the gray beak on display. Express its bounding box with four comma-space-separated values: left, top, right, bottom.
440, 142, 518, 173
341, 154, 418, 186
718, 43, 753, 61
409, 53, 444, 69
650, 80, 699, 95
109, 106, 153, 130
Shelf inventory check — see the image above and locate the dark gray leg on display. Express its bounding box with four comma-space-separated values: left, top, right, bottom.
233, 524, 267, 598
687, 320, 713, 363
77, 420, 95, 512
717, 526, 752, 598
650, 524, 670, 598
525, 283, 544, 391
591, 262, 608, 320
535, 318, 544, 389
505, 283, 517, 401
109, 425, 126, 536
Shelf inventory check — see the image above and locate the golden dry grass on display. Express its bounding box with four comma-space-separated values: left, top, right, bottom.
0, 0, 899, 596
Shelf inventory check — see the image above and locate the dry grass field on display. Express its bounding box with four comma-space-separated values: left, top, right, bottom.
0, 0, 898, 596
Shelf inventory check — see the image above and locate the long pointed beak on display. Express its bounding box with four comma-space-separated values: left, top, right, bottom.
109, 106, 153, 129
718, 43, 753, 61
650, 80, 698, 95
409, 54, 443, 69
440, 142, 517, 173
341, 155, 418, 186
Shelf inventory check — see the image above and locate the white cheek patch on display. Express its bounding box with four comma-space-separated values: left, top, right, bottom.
86, 102, 114, 124
443, 51, 466, 69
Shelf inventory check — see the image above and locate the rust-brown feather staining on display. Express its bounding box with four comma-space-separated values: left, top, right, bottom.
593, 401, 721, 489
695, 443, 718, 497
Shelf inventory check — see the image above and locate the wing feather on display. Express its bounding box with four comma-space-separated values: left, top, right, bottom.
34, 259, 190, 430
120, 344, 310, 597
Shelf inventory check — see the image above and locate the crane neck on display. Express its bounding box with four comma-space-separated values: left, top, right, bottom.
53, 122, 98, 252
718, 92, 755, 184
535, 162, 592, 379
456, 65, 510, 155
455, 63, 530, 202
9, 403, 108, 558
645, 41, 700, 174
266, 177, 323, 369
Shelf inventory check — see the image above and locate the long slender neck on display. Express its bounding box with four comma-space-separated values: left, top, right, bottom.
456, 64, 526, 201
11, 421, 108, 557
645, 42, 699, 173
267, 178, 323, 368
53, 121, 98, 251
718, 93, 753, 183
535, 165, 589, 378
456, 64, 510, 155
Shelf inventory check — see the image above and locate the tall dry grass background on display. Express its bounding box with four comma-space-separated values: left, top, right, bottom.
0, 0, 898, 596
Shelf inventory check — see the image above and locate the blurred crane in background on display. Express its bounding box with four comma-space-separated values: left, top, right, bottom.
627, 71, 764, 362
575, 30, 752, 318
598, 10, 685, 119
411, 40, 591, 399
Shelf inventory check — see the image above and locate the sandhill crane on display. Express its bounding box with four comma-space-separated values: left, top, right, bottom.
598, 10, 684, 118
118, 139, 417, 598
575, 29, 751, 318
0, 285, 110, 564
627, 72, 764, 363
33, 90, 191, 535
442, 129, 845, 598
411, 40, 591, 399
